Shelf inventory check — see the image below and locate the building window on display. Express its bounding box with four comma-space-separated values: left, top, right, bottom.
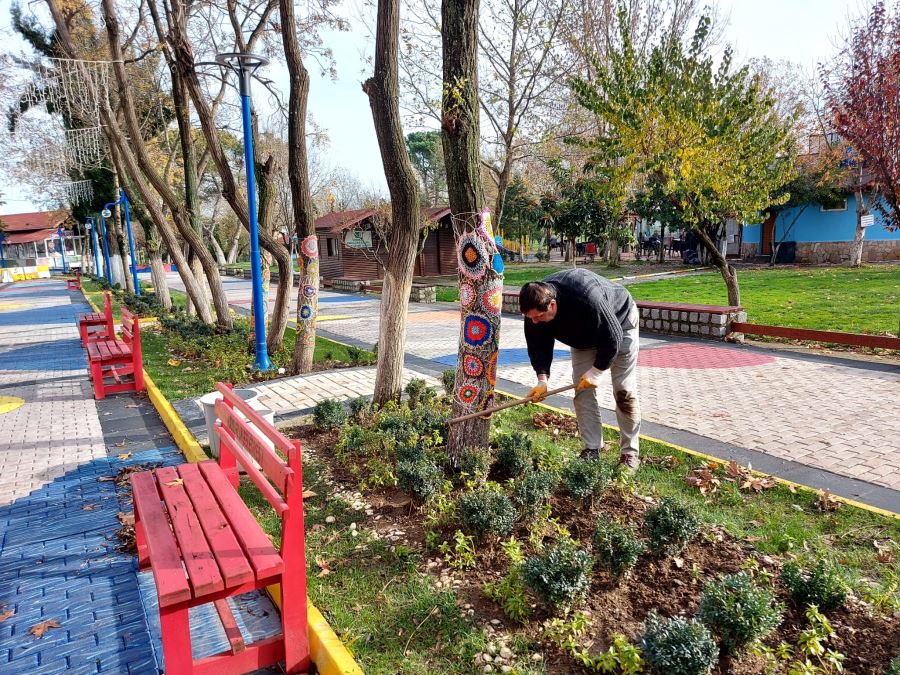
327, 238, 337, 257
820, 196, 848, 212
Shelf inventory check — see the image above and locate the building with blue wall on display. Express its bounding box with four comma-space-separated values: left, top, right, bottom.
742, 194, 900, 263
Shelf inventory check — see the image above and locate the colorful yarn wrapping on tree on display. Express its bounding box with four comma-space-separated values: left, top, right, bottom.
486, 352, 498, 386
463, 354, 484, 377
480, 392, 495, 417
463, 314, 493, 347
301, 235, 319, 259
458, 233, 489, 280
299, 304, 313, 320
459, 281, 476, 308
481, 285, 502, 316
302, 331, 316, 345
302, 284, 317, 298
457, 382, 480, 406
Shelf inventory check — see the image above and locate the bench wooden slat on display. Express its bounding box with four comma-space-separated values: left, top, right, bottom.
87, 340, 132, 362
198, 461, 283, 580
178, 463, 254, 588
214, 599, 247, 655
131, 472, 192, 606
156, 465, 225, 599
216, 404, 289, 495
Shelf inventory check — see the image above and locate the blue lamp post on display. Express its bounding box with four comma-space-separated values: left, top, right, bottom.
57, 227, 68, 274
87, 218, 101, 277
98, 208, 113, 285
120, 190, 140, 296
0, 231, 6, 269
215, 52, 271, 371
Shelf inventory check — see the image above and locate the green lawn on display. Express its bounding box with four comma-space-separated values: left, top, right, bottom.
627, 265, 900, 336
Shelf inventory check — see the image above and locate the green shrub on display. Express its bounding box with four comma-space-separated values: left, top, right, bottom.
404, 378, 430, 408
395, 437, 428, 464
456, 446, 491, 479
348, 395, 371, 422
313, 399, 348, 430
495, 431, 533, 478
396, 458, 444, 502
483, 538, 531, 623
410, 405, 449, 438
639, 613, 718, 675
644, 498, 700, 556
563, 458, 611, 499
781, 559, 848, 612
346, 345, 364, 364
512, 469, 559, 519
698, 572, 783, 653
441, 369, 456, 395
458, 488, 517, 537
886, 656, 900, 675
521, 540, 593, 610
336, 425, 381, 459
592, 517, 646, 578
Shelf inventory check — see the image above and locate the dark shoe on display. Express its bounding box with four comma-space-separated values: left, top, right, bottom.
580, 448, 601, 461
619, 453, 640, 473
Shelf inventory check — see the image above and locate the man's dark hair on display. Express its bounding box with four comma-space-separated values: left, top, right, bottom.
519, 282, 556, 313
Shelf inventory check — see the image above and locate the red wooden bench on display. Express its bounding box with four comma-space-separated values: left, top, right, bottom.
66, 269, 81, 291
131, 383, 309, 674
79, 291, 114, 347
87, 306, 144, 399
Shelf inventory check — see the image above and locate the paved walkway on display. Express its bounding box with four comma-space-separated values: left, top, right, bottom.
161, 272, 900, 509
0, 280, 280, 673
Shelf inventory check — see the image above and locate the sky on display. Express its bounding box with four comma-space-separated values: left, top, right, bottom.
0, 0, 863, 215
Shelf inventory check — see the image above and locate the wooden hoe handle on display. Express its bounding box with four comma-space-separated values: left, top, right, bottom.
447, 383, 577, 425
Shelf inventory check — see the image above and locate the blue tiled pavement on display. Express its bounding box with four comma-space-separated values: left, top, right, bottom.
433, 346, 572, 366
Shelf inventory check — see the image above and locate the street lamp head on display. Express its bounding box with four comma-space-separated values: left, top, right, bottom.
214, 52, 268, 97
215, 52, 269, 70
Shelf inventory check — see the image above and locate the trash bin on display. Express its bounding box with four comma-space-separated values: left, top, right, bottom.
198, 388, 266, 457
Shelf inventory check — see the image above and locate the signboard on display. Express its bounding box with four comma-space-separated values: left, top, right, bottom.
101, 208, 112, 218
344, 229, 373, 249
860, 214, 875, 228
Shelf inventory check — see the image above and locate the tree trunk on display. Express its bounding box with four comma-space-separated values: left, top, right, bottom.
279, 0, 318, 372
226, 229, 242, 264
364, 0, 423, 404
100, 0, 232, 328
694, 225, 741, 306
850, 188, 867, 267
209, 228, 227, 265
569, 237, 576, 267
658, 222, 666, 264
148, 245, 172, 310
443, 0, 500, 459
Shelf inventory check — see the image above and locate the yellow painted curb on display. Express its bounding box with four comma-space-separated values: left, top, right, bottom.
143, 371, 207, 463
0, 395, 25, 414
315, 315, 353, 323
143, 370, 364, 673
495, 388, 900, 520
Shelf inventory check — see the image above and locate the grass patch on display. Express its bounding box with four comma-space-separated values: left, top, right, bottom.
627, 264, 900, 336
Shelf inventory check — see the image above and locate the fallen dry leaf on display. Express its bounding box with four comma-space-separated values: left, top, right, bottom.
125, 404, 140, 409
82, 504, 96, 511
302, 490, 318, 499
118, 512, 135, 526
29, 619, 61, 638
876, 550, 894, 564
673, 556, 685, 569
117, 453, 132, 461
685, 467, 720, 495
315, 555, 332, 577
164, 478, 185, 488
815, 489, 841, 512
114, 442, 126, 448
97, 476, 116, 482
0, 609, 14, 622
167, 358, 182, 367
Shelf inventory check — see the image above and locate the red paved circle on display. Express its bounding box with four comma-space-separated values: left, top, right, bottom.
638, 344, 776, 369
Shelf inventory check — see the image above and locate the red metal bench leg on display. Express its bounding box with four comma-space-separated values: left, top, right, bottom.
134, 508, 149, 570
90, 360, 106, 400
160, 605, 193, 675
79, 322, 88, 347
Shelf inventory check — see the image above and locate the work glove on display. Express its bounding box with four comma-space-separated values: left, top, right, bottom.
575, 366, 604, 393
527, 381, 549, 402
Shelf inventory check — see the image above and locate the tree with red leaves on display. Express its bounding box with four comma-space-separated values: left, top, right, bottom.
821, 0, 900, 266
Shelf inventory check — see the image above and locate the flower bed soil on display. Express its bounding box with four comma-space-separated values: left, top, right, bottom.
290, 423, 898, 674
